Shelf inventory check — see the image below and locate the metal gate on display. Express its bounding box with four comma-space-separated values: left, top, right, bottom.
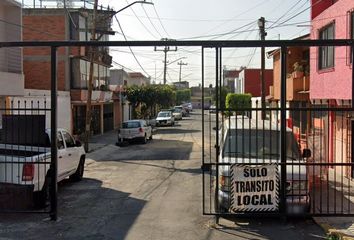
201, 43, 354, 218
0, 39, 353, 221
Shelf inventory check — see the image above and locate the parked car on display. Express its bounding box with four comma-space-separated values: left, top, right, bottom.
156, 111, 175, 126
0, 128, 85, 207
216, 116, 311, 214
172, 107, 183, 120
209, 105, 216, 113
182, 102, 193, 113
118, 120, 153, 144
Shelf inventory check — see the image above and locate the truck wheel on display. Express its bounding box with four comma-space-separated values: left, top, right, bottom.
70, 156, 85, 182
33, 176, 49, 208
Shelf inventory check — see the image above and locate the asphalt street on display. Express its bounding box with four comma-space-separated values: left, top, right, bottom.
0, 110, 326, 240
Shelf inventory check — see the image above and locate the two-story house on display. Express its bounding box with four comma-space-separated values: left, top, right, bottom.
21, 6, 116, 135
310, 0, 354, 177
267, 34, 310, 139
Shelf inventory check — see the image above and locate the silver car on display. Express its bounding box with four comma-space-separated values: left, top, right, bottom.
118, 120, 153, 144
156, 111, 175, 126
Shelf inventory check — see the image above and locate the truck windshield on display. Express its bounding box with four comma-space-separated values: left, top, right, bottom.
223, 129, 301, 160
122, 122, 140, 128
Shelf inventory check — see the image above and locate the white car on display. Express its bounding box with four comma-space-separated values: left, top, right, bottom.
156, 111, 175, 126
172, 108, 183, 120
118, 120, 153, 144
0, 128, 86, 207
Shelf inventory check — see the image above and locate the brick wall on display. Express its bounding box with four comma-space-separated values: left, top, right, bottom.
23, 14, 68, 91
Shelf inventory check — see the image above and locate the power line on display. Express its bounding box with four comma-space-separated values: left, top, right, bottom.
271, 0, 322, 29
178, 20, 257, 40
141, 4, 163, 38
114, 15, 150, 77
124, 0, 158, 39
199, 0, 270, 38
152, 5, 170, 38
267, 0, 304, 29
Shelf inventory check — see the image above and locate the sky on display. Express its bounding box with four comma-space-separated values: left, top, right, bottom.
22, 0, 312, 86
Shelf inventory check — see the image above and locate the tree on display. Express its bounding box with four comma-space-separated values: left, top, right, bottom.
126, 84, 176, 119
212, 86, 230, 110
176, 89, 191, 105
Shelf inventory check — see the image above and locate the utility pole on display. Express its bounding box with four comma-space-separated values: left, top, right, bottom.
83, 0, 153, 152
177, 61, 187, 82
84, 0, 98, 152
258, 17, 267, 120
154, 38, 177, 84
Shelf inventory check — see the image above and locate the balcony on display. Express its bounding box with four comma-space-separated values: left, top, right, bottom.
71, 89, 113, 103
79, 47, 113, 66
272, 75, 309, 101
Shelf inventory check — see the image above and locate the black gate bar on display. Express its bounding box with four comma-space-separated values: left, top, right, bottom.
0, 39, 353, 48
50, 46, 58, 221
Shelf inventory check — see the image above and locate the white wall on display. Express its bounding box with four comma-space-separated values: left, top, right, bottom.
9, 90, 72, 133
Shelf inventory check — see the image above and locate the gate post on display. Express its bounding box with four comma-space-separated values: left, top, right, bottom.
215, 47, 220, 224
50, 46, 58, 221
280, 46, 287, 215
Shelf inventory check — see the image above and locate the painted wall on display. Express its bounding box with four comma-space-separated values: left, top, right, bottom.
311, 0, 336, 20
310, 0, 353, 100
238, 69, 273, 97
0, 0, 24, 96
10, 89, 72, 133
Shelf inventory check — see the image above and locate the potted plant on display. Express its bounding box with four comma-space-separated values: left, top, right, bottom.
292, 62, 304, 78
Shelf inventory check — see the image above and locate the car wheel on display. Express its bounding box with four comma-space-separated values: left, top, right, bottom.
70, 156, 85, 182
142, 134, 148, 144
214, 191, 228, 213
33, 173, 50, 208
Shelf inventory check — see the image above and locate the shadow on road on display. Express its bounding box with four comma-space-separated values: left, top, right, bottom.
119, 160, 202, 175
91, 139, 194, 161
155, 128, 201, 134
0, 177, 145, 239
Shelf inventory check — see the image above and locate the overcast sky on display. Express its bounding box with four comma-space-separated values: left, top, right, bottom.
24, 0, 311, 86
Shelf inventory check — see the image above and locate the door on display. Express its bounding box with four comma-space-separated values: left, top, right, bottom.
57, 131, 69, 179
62, 130, 80, 174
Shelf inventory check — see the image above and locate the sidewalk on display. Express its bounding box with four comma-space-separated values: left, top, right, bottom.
88, 130, 118, 153
312, 168, 354, 240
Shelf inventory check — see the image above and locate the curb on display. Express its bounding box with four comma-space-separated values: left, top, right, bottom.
313, 218, 354, 240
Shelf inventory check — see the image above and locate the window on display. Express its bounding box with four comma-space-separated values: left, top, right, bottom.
57, 132, 65, 150
62, 131, 76, 148
319, 23, 335, 70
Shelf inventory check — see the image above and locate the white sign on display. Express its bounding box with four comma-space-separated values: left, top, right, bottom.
230, 164, 279, 212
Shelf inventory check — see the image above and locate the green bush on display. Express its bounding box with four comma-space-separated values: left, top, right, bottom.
225, 93, 252, 116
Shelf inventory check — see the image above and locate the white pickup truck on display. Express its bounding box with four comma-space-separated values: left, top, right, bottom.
0, 128, 85, 207
216, 116, 311, 215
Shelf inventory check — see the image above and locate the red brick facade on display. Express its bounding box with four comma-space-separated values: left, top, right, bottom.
23, 14, 67, 91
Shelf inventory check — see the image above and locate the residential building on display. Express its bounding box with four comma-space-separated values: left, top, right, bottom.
235, 68, 273, 97
0, 0, 24, 126
127, 72, 150, 86
22, 6, 116, 135
172, 81, 189, 89
223, 69, 241, 92
267, 34, 310, 135
310, 0, 354, 177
